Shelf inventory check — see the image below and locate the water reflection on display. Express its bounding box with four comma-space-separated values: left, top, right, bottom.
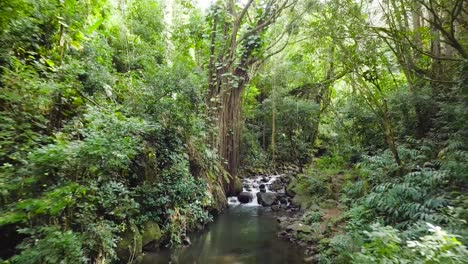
141, 205, 304, 264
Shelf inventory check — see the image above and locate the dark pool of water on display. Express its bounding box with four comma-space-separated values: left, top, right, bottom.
141, 205, 304, 264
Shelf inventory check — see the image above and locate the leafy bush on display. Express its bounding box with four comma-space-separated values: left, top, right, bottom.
351, 223, 468, 264
306, 211, 324, 224
11, 226, 87, 264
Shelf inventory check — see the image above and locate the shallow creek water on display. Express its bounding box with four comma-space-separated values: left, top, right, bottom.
141, 176, 304, 264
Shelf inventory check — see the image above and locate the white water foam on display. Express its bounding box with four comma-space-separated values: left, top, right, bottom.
228, 174, 284, 207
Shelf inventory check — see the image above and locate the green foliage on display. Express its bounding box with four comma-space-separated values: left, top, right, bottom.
342, 143, 464, 231
295, 170, 333, 202
0, 183, 87, 225
1, 0, 467, 263
245, 94, 320, 165
240, 127, 270, 170
0, 0, 219, 262
11, 226, 87, 264
306, 211, 324, 224
351, 224, 468, 264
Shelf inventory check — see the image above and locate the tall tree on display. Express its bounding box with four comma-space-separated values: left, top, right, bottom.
372, 0, 467, 137
207, 0, 295, 193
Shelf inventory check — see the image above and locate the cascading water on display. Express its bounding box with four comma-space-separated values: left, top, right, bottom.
141, 175, 304, 263
228, 175, 284, 206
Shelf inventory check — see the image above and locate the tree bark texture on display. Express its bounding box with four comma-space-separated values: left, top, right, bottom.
207, 0, 293, 195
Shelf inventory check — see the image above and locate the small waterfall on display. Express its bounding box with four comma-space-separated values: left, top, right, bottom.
228, 175, 284, 206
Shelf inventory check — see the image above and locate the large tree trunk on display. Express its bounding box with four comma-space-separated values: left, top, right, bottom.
207, 0, 293, 195
210, 67, 250, 195
216, 79, 245, 176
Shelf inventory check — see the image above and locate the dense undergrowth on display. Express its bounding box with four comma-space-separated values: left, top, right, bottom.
1, 0, 467, 263
278, 64, 468, 263
0, 1, 226, 263
238, 0, 468, 262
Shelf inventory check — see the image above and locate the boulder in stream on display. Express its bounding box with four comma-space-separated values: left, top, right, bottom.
270, 180, 284, 192
278, 195, 288, 205
281, 175, 293, 184
257, 192, 278, 206
259, 184, 267, 193
231, 177, 243, 196
237, 192, 254, 203
182, 235, 191, 246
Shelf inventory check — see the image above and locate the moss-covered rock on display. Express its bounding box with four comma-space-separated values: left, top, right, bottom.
286, 222, 313, 234
116, 223, 143, 263
206, 182, 227, 215
141, 221, 162, 247
231, 177, 243, 196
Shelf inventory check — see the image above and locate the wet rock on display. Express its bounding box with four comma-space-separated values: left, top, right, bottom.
281, 176, 293, 184
285, 184, 296, 197
237, 192, 254, 203
261, 177, 269, 183
270, 180, 284, 192
259, 184, 267, 193
256, 192, 278, 206
276, 216, 288, 223
206, 182, 228, 215
288, 198, 301, 209
182, 235, 191, 246
279, 196, 288, 205
271, 205, 281, 211
286, 223, 313, 234
230, 177, 243, 196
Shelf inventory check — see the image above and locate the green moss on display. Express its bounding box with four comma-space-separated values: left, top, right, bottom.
231, 177, 243, 196
141, 221, 162, 247
116, 223, 142, 263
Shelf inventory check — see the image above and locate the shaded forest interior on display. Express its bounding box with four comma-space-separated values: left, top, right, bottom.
0, 0, 467, 263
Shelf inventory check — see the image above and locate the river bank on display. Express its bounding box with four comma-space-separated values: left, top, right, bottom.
140, 168, 310, 263
141, 205, 304, 264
